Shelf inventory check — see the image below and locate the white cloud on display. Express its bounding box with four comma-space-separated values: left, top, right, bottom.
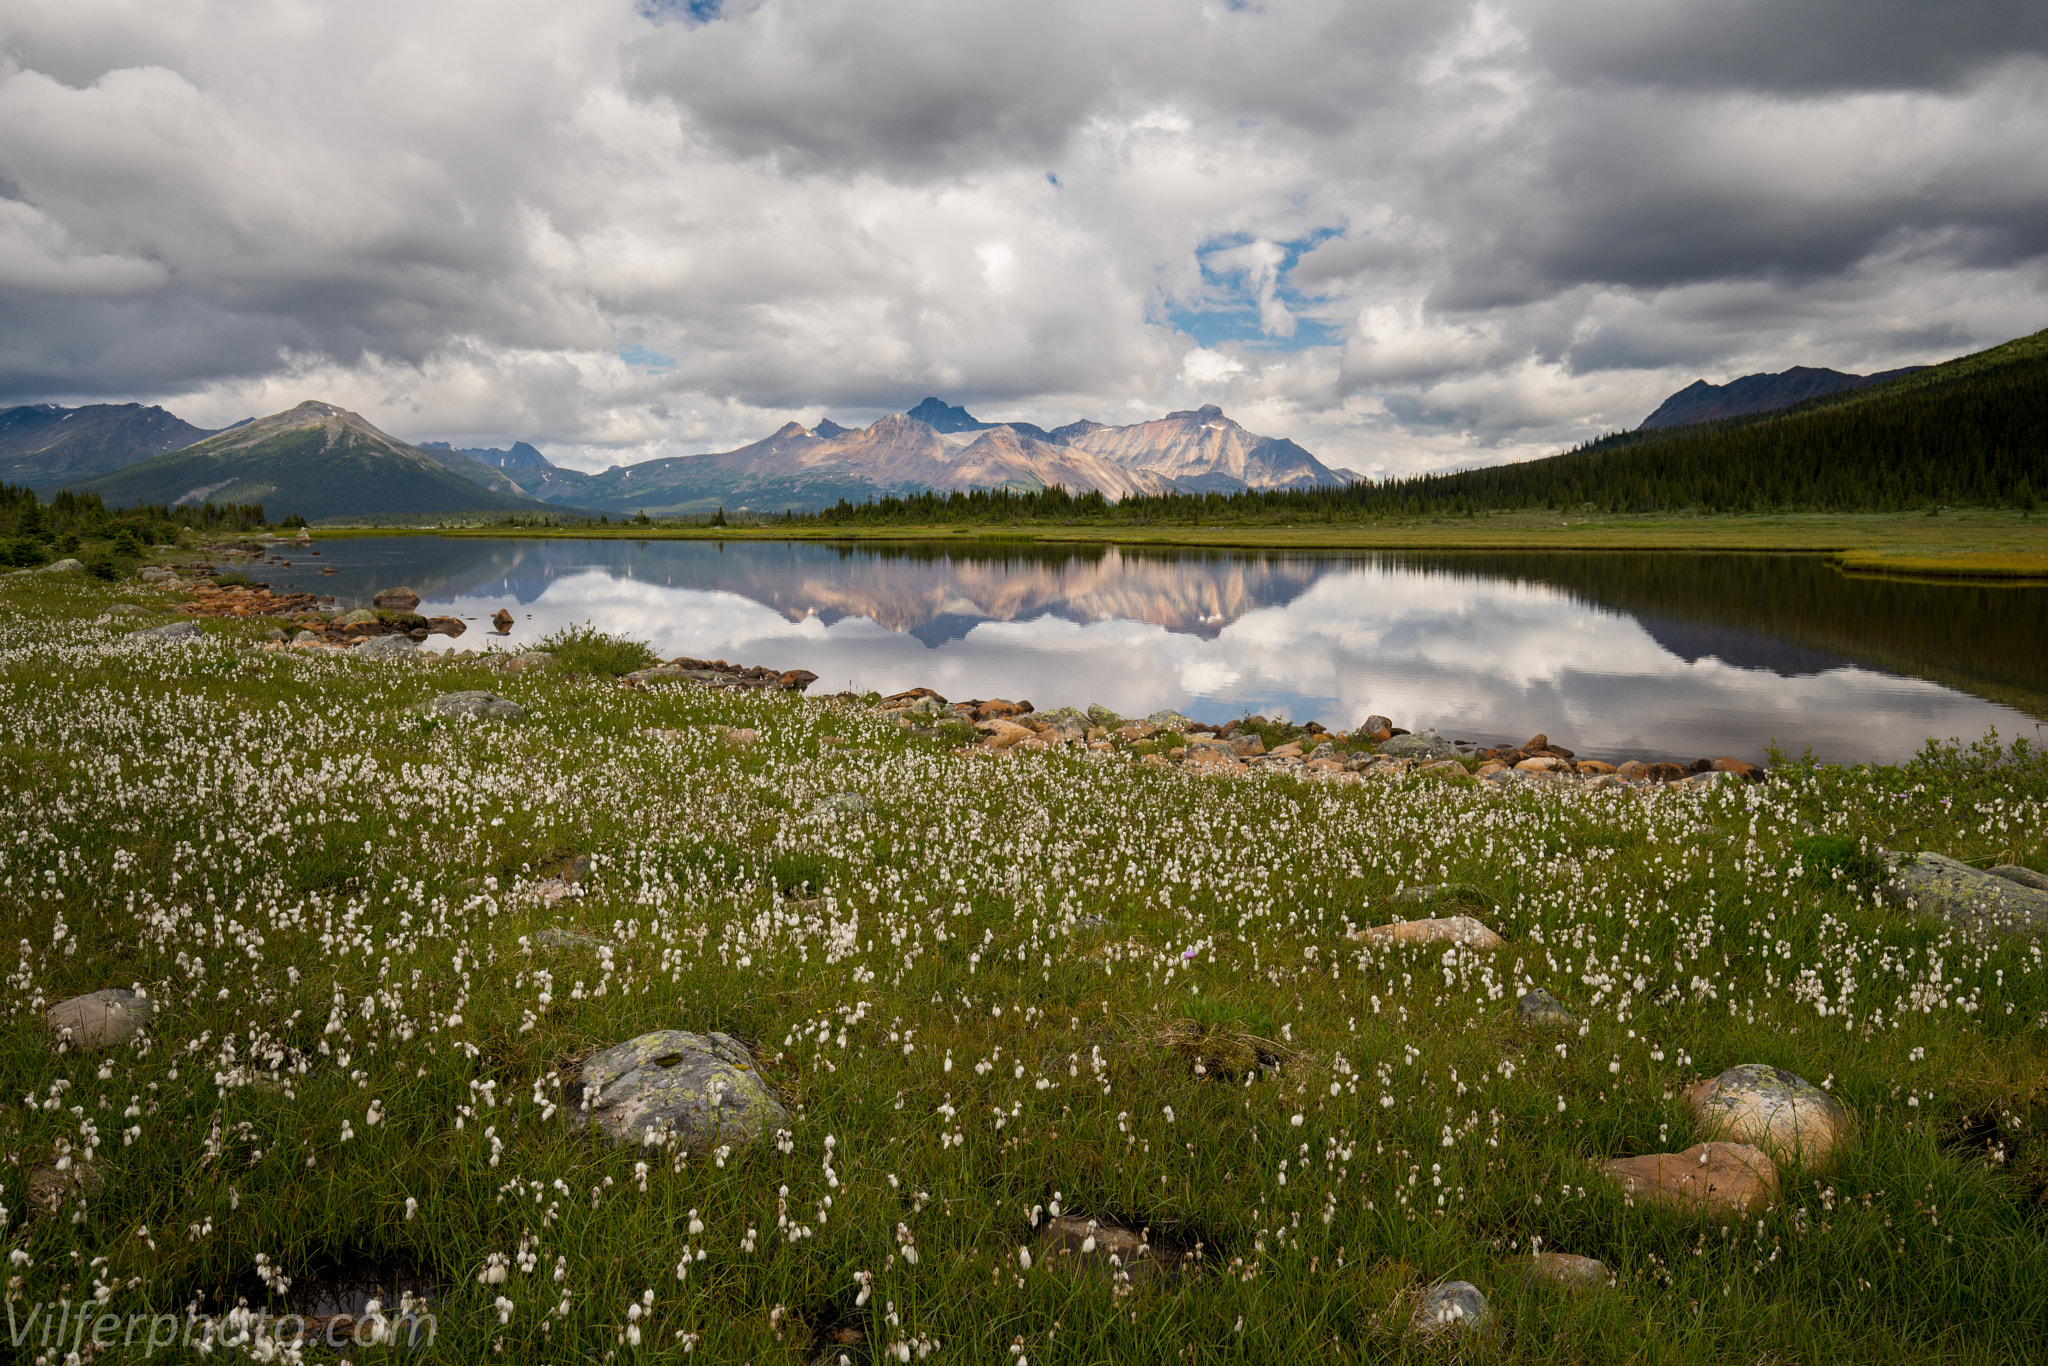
1, 0, 2044, 473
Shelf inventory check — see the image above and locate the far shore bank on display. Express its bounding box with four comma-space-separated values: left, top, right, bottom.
306, 509, 2048, 581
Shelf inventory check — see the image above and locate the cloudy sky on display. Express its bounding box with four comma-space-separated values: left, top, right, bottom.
4, 0, 2046, 477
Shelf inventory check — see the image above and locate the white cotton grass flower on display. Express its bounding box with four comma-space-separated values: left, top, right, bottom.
1017, 1247, 1032, 1271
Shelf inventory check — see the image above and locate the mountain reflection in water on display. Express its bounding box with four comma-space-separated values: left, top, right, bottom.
280, 537, 2047, 765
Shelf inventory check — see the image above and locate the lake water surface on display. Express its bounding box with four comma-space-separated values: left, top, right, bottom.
273, 536, 2046, 764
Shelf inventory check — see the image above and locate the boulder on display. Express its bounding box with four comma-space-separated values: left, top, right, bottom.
338, 608, 378, 626
138, 567, 181, 583
1035, 1215, 1163, 1283
46, 989, 152, 1050
1350, 915, 1502, 951
1883, 851, 2048, 936
1515, 988, 1578, 1028
128, 621, 201, 643
1615, 760, 1650, 780
1575, 760, 1617, 776
35, 558, 85, 574
811, 791, 874, 817
1145, 709, 1194, 729
1377, 728, 1457, 761
353, 634, 420, 658
426, 616, 466, 637
106, 603, 156, 615
491, 608, 514, 631
1184, 747, 1247, 774
1114, 721, 1159, 742
1515, 1253, 1608, 1288
292, 630, 320, 644
977, 719, 1036, 749
372, 586, 421, 611
1712, 757, 1766, 782
1415, 1282, 1489, 1335
1308, 742, 1338, 761
425, 690, 526, 720
1361, 714, 1393, 736
972, 698, 1031, 721
573, 1030, 787, 1149
1990, 864, 2048, 891
1686, 1064, 1846, 1165
1601, 1142, 1777, 1213
1515, 755, 1571, 772
1085, 704, 1126, 729
533, 926, 612, 951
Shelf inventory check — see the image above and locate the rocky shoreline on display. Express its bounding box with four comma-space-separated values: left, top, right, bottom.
851, 689, 1767, 790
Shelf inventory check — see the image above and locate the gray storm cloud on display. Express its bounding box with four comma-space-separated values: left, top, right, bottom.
0, 0, 2043, 475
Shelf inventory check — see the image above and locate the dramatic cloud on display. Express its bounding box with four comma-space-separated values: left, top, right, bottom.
2, 0, 2044, 475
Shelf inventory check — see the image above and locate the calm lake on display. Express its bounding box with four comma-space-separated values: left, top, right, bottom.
275, 535, 2047, 764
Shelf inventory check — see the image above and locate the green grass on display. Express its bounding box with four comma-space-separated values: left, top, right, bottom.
532, 620, 661, 675
2, 573, 2047, 1362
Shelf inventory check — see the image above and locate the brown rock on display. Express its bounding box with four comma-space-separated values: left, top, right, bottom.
1267, 741, 1305, 758
1521, 732, 1548, 750
1349, 915, 1503, 951
491, 608, 514, 631
1304, 758, 1347, 774
1184, 747, 1247, 773
1646, 762, 1687, 783
1229, 734, 1266, 757
977, 719, 1035, 749
1712, 757, 1765, 782
973, 698, 1031, 721
1575, 760, 1617, 775
1601, 1142, 1778, 1213
1515, 755, 1570, 772
372, 586, 421, 611
1114, 721, 1159, 742
778, 669, 818, 692
1362, 714, 1393, 735
885, 687, 947, 705
1615, 760, 1649, 780
426, 616, 466, 637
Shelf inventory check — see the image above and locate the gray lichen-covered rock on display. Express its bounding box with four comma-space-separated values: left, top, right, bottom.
1989, 864, 2048, 892
128, 621, 201, 643
1377, 728, 1458, 761
353, 633, 420, 657
46, 989, 152, 1050
35, 558, 85, 574
574, 1031, 787, 1149
1415, 1281, 1489, 1335
1145, 709, 1194, 729
1516, 1253, 1608, 1288
1687, 1064, 1846, 1165
811, 791, 874, 818
1085, 703, 1125, 729
1515, 988, 1578, 1028
1883, 851, 2048, 936
424, 690, 526, 720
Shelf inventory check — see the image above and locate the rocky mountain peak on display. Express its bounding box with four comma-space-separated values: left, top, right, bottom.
904, 397, 983, 433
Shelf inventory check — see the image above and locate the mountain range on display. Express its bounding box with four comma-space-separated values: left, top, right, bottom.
1, 403, 224, 486
24, 395, 1346, 519
71, 402, 556, 521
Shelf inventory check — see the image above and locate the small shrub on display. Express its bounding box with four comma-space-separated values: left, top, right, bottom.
86, 554, 118, 581
534, 621, 659, 676
1793, 833, 1887, 889
212, 572, 254, 588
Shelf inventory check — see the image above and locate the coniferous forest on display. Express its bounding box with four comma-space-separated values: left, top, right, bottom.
792, 327, 2048, 526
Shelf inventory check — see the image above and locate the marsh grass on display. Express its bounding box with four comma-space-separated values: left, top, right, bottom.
1, 574, 2046, 1362
533, 620, 661, 675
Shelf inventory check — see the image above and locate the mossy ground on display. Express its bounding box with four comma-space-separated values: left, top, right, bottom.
3, 572, 2047, 1362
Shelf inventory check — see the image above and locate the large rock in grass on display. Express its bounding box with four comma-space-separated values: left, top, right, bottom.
424, 690, 526, 720
1686, 1064, 1846, 1165
372, 586, 421, 610
1035, 1215, 1165, 1283
128, 621, 201, 643
1350, 915, 1503, 951
1601, 1142, 1777, 1213
1882, 851, 2048, 936
1377, 728, 1457, 761
1415, 1281, 1489, 1335
1515, 988, 1578, 1028
353, 633, 419, 658
46, 989, 151, 1050
1516, 1253, 1608, 1288
574, 1031, 787, 1150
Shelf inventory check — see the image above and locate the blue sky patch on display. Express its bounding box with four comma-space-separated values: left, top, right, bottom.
619, 344, 678, 374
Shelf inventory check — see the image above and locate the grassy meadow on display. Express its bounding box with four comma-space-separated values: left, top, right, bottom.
3, 570, 2047, 1363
